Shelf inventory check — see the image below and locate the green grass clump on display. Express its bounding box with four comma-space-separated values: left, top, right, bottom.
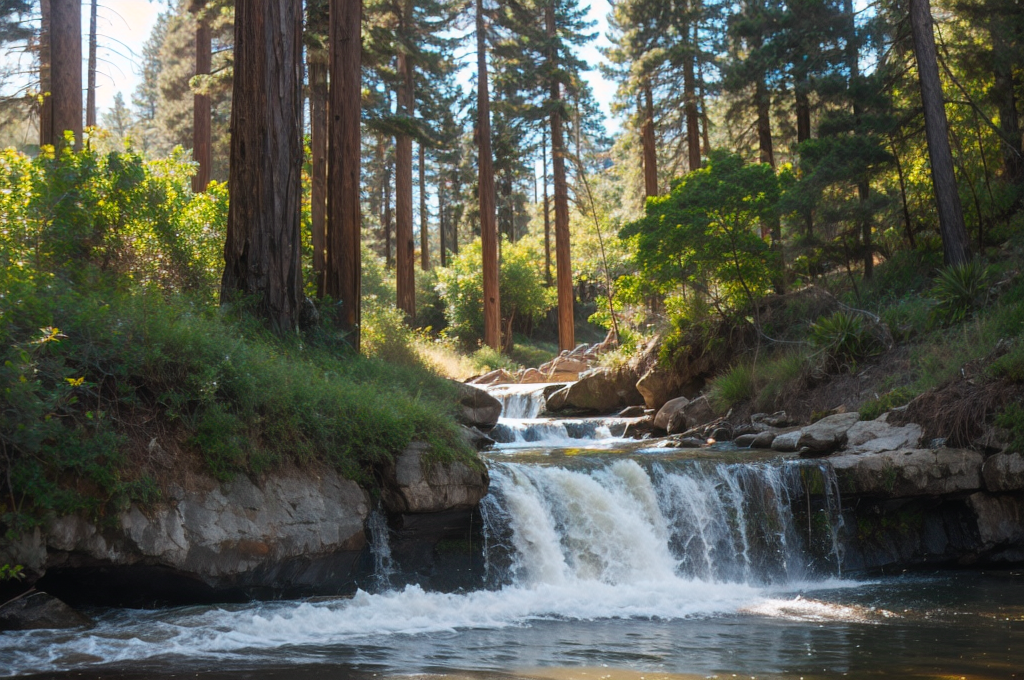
995, 403, 1024, 454
809, 311, 881, 365
929, 259, 993, 326
859, 387, 917, 420
708, 363, 756, 411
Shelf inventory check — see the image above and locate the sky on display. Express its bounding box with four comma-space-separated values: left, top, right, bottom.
87, 0, 620, 132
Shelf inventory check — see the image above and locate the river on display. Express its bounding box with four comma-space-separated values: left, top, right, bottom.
2, 384, 1022, 679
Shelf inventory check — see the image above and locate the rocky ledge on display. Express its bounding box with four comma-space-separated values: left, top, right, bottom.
0, 444, 489, 609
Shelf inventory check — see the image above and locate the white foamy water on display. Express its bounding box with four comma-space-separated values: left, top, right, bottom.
487, 383, 551, 419
0, 435, 857, 677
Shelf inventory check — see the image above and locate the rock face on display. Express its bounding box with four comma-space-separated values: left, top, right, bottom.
797, 412, 861, 454
383, 442, 489, 514
453, 382, 502, 430
830, 448, 984, 497
548, 367, 644, 414
983, 452, 1024, 491
846, 416, 923, 453
635, 366, 700, 411
653, 396, 689, 432
0, 592, 93, 631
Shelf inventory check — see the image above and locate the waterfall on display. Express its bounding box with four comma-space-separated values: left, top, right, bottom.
367, 506, 396, 592
488, 383, 551, 419
482, 458, 844, 587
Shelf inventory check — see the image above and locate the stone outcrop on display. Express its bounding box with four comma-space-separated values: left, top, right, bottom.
382, 442, 489, 514
0, 592, 93, 631
830, 448, 985, 497
797, 412, 861, 454
982, 452, 1024, 491
546, 367, 644, 414
846, 416, 923, 453
453, 381, 502, 430
635, 366, 701, 411
653, 396, 689, 432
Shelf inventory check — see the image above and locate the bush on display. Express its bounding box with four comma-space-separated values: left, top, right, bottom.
809, 311, 881, 366
995, 403, 1024, 454
930, 259, 992, 326
436, 237, 553, 347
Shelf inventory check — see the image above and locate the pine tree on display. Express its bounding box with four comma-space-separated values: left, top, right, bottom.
190, 0, 213, 192
48, 0, 81, 149
221, 0, 304, 334
477, 0, 501, 350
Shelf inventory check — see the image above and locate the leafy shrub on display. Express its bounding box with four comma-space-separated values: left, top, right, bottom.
859, 387, 917, 420
436, 237, 553, 347
930, 259, 992, 325
881, 296, 932, 343
471, 346, 520, 373
361, 296, 419, 366
809, 311, 881, 365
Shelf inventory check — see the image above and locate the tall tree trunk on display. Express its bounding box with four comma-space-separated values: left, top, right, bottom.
420, 143, 429, 270
384, 159, 393, 267
192, 3, 213, 193
395, 51, 415, 321
698, 52, 711, 156
755, 76, 774, 168
909, 0, 971, 266
641, 81, 658, 196
438, 179, 447, 267
476, 0, 501, 351
795, 74, 813, 237
324, 0, 363, 347
547, 4, 574, 352
683, 39, 701, 171
542, 127, 552, 286
39, 0, 52, 147
50, 0, 82, 150
994, 63, 1023, 188
891, 139, 917, 248
844, 0, 872, 279
308, 56, 327, 289
221, 0, 304, 334
86, 0, 96, 128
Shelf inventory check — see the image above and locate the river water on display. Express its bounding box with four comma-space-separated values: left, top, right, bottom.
3, 385, 1023, 679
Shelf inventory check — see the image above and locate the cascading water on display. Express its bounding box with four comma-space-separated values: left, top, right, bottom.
479, 458, 845, 590
367, 506, 396, 592
487, 383, 551, 419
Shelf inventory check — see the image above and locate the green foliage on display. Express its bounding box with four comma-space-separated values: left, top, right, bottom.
0, 564, 23, 581
989, 342, 1024, 382
995, 403, 1024, 454
930, 259, 993, 325
809, 311, 881, 365
859, 387, 917, 421
0, 146, 471, 538
436, 237, 554, 347
620, 151, 781, 316
471, 346, 520, 373
708, 363, 756, 411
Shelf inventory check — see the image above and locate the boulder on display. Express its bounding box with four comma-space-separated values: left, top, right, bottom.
453, 382, 502, 430
547, 356, 590, 377
654, 397, 690, 432
751, 411, 791, 428
469, 369, 515, 386
709, 426, 733, 442
617, 405, 646, 418
734, 434, 758, 448
968, 493, 1024, 547
635, 366, 700, 411
459, 425, 495, 451
676, 437, 705, 448
846, 417, 923, 453
682, 396, 716, 431
551, 367, 644, 414
623, 416, 656, 439
751, 431, 776, 449
771, 430, 802, 452
829, 448, 984, 497
0, 592, 93, 631
545, 386, 570, 412
520, 368, 546, 384
797, 412, 861, 454
983, 452, 1024, 492
383, 442, 489, 514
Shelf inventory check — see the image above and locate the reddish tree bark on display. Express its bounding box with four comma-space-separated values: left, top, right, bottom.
221, 0, 304, 334
50, 0, 82, 149
324, 0, 363, 348
308, 56, 328, 286
192, 2, 212, 193
86, 0, 96, 128
640, 82, 658, 197
910, 0, 970, 265
683, 39, 701, 172
39, 0, 52, 147
477, 0, 501, 350
546, 3, 574, 352
395, 50, 415, 321
420, 142, 430, 270
542, 126, 552, 287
